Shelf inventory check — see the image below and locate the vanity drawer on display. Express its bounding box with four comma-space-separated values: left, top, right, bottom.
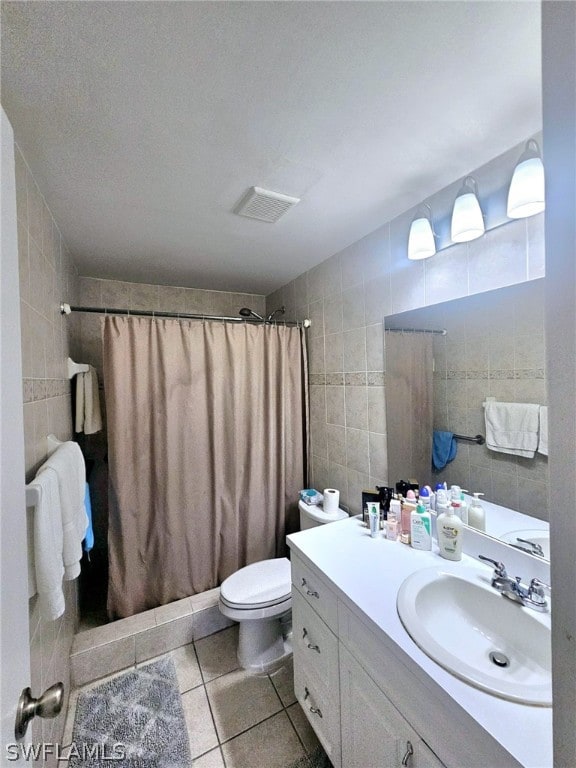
291, 554, 338, 631
292, 589, 338, 685
294, 657, 341, 768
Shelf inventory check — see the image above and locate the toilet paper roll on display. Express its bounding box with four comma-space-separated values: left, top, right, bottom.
323, 488, 340, 513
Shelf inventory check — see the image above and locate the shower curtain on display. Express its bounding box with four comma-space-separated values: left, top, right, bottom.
384, 331, 433, 488
103, 316, 308, 619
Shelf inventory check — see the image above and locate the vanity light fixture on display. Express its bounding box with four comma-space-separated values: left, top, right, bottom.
507, 139, 545, 219
408, 204, 436, 260
451, 176, 485, 243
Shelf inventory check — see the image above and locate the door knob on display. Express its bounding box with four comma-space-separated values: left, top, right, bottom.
15, 682, 64, 739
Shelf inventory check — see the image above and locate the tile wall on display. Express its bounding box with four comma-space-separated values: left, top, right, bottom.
430, 279, 548, 519
15, 143, 81, 759
267, 208, 545, 516
76, 277, 266, 381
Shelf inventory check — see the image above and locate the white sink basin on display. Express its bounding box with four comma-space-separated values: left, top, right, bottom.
397, 566, 552, 706
500, 529, 550, 560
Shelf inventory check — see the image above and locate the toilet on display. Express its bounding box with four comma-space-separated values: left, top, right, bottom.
218, 499, 348, 673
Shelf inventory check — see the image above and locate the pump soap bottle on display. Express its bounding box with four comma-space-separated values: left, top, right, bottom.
468, 493, 486, 532
436, 503, 463, 561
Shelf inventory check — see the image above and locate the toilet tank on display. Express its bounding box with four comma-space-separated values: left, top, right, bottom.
298, 499, 348, 530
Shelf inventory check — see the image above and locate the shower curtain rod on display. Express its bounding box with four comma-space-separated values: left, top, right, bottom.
60, 303, 311, 328
385, 327, 446, 335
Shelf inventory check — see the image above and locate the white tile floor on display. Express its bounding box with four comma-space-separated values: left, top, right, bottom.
62, 625, 324, 767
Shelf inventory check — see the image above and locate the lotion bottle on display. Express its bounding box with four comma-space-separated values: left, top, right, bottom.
458, 491, 469, 524
436, 504, 463, 561
468, 493, 486, 532
400, 499, 415, 543
387, 498, 401, 541
410, 503, 432, 551
367, 501, 380, 538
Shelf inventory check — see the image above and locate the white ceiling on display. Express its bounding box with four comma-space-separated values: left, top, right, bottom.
1, 1, 542, 295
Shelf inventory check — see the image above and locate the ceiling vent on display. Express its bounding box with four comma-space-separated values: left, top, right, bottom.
235, 186, 300, 223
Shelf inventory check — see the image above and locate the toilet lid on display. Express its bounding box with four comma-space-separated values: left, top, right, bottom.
220, 557, 291, 608
298, 500, 348, 524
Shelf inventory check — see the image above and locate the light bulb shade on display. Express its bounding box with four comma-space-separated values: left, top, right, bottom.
451, 178, 484, 243
408, 214, 436, 260
507, 141, 545, 218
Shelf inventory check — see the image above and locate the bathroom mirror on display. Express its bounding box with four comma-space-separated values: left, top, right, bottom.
384, 278, 549, 560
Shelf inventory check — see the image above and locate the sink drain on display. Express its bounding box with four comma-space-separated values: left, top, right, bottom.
489, 651, 510, 668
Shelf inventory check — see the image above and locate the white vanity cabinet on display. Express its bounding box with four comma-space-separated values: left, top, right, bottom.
291, 554, 342, 768
291, 552, 444, 768
288, 518, 552, 768
340, 644, 444, 768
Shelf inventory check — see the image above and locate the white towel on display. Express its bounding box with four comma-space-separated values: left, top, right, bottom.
484, 402, 540, 458
538, 405, 548, 456
38, 442, 87, 580
30, 472, 66, 621
75, 365, 102, 434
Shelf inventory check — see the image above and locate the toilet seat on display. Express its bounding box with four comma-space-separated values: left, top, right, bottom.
220, 557, 291, 610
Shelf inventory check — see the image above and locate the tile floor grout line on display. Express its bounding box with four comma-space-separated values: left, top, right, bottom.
283, 702, 311, 757
216, 706, 293, 748
268, 671, 289, 710
198, 676, 226, 751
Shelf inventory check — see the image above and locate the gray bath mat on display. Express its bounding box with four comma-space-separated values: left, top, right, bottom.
69, 656, 192, 767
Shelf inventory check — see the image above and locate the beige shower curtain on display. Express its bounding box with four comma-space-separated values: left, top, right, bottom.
103, 316, 308, 619
385, 331, 433, 488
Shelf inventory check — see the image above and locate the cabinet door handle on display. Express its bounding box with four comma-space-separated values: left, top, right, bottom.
307, 642, 321, 653
301, 578, 319, 598
303, 686, 322, 717
401, 741, 414, 766
302, 626, 321, 652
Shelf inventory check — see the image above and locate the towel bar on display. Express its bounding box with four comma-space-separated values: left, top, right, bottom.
453, 433, 485, 445
47, 434, 64, 455
25, 484, 40, 507
67, 357, 89, 380
25, 436, 66, 505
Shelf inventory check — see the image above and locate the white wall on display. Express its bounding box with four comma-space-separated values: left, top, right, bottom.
542, 2, 576, 764
267, 139, 545, 515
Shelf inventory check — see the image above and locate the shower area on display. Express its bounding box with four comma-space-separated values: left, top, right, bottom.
73, 280, 309, 627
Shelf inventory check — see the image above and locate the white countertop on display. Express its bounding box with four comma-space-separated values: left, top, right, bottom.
287, 516, 552, 768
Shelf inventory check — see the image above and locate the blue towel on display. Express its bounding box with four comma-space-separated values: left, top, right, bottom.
432, 430, 457, 471
83, 482, 94, 554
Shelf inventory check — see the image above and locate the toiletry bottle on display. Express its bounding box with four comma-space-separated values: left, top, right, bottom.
400, 498, 415, 543
435, 488, 449, 516
458, 491, 469, 525
436, 503, 463, 561
410, 503, 432, 551
386, 500, 399, 541
468, 493, 486, 532
451, 498, 463, 523
419, 486, 431, 511
367, 501, 380, 538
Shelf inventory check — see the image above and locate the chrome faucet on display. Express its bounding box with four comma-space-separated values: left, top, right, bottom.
478, 555, 551, 612
508, 537, 545, 558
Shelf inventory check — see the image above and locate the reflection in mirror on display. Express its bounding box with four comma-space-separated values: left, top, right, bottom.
384, 279, 548, 557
